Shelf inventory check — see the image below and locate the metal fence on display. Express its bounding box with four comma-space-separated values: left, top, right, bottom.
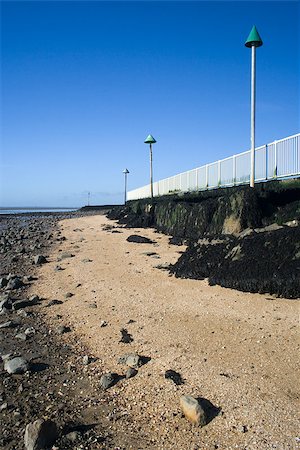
127, 133, 300, 200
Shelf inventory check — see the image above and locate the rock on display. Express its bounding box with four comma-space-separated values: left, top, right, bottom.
58, 252, 74, 260
0, 277, 8, 288
88, 303, 97, 309
65, 431, 80, 442
12, 297, 38, 310
285, 219, 299, 227
255, 223, 283, 233
100, 320, 107, 327
165, 369, 184, 385
126, 235, 156, 244
0, 402, 8, 411
126, 367, 138, 379
25, 327, 36, 336
65, 292, 73, 298
82, 355, 90, 365
100, 373, 116, 390
0, 320, 15, 329
56, 325, 70, 334
54, 265, 63, 271
24, 419, 58, 450
15, 333, 27, 341
81, 258, 92, 263
46, 299, 63, 307
4, 356, 30, 374
34, 255, 47, 265
118, 353, 141, 368
0, 296, 10, 313
5, 277, 24, 290
180, 395, 206, 427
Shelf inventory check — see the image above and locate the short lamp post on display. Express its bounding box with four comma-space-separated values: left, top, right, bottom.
245, 25, 263, 188
144, 134, 157, 201
123, 168, 129, 204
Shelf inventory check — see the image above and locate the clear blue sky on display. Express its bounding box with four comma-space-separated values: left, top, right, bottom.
1, 1, 299, 207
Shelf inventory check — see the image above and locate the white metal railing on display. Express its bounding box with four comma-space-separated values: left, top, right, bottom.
127, 133, 300, 200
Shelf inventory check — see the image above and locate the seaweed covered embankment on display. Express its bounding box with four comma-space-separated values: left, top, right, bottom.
108, 180, 300, 298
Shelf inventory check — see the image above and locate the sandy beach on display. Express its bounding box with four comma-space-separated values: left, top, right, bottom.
30, 214, 299, 449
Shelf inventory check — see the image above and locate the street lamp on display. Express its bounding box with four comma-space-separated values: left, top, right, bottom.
122, 168, 129, 204
144, 134, 157, 200
245, 25, 263, 188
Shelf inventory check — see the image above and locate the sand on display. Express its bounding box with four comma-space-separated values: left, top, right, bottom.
31, 214, 299, 449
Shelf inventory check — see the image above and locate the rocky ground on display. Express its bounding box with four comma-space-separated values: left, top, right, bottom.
0, 211, 129, 449
1, 212, 299, 449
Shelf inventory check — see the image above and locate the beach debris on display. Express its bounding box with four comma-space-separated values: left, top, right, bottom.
24, 419, 58, 450
180, 395, 206, 427
34, 255, 47, 265
119, 328, 133, 344
100, 372, 117, 390
126, 235, 156, 244
165, 369, 184, 385
4, 356, 30, 374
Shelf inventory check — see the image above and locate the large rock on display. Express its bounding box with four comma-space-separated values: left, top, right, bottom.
4, 356, 30, 374
100, 373, 116, 390
180, 395, 206, 427
118, 353, 141, 368
24, 419, 58, 450
5, 277, 24, 290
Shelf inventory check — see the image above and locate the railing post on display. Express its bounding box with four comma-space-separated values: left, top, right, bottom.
218, 160, 221, 187
233, 155, 236, 185
205, 164, 208, 188
265, 144, 268, 180
274, 140, 278, 177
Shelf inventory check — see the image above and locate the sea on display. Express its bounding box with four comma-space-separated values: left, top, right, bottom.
0, 208, 78, 215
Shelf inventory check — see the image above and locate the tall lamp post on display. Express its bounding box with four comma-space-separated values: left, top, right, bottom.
123, 168, 129, 204
245, 25, 263, 188
144, 134, 157, 201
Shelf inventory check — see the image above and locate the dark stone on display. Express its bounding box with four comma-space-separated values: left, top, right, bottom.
126, 235, 156, 244
119, 328, 133, 344
165, 369, 184, 385
34, 255, 47, 265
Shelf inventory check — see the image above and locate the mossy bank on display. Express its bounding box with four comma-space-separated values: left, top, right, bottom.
108, 179, 300, 298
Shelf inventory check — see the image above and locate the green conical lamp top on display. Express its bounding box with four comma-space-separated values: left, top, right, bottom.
144, 134, 157, 144
245, 25, 263, 48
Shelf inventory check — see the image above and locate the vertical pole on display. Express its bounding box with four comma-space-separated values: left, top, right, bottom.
205, 164, 209, 188
150, 143, 153, 200
233, 155, 236, 185
124, 173, 127, 204
274, 140, 278, 177
250, 44, 256, 188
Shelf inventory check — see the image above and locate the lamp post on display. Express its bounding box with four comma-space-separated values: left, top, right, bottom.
123, 168, 129, 204
245, 25, 263, 188
144, 134, 157, 201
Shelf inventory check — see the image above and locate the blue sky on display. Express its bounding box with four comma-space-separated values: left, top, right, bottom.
1, 1, 299, 207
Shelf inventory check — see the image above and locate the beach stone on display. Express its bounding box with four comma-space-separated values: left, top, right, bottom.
24, 419, 58, 450
180, 395, 206, 427
126, 235, 155, 244
100, 320, 107, 327
58, 252, 74, 260
25, 327, 36, 336
15, 332, 27, 341
34, 255, 47, 265
165, 369, 184, 385
82, 355, 90, 365
0, 320, 15, 329
54, 265, 63, 271
46, 299, 63, 307
100, 373, 116, 390
65, 292, 73, 298
126, 367, 138, 379
65, 431, 80, 442
0, 277, 8, 288
118, 353, 141, 368
4, 356, 30, 374
6, 277, 24, 290
57, 325, 70, 334
12, 297, 38, 310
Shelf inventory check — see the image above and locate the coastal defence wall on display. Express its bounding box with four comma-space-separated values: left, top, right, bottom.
108, 179, 300, 298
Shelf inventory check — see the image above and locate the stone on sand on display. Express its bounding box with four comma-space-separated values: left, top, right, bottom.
180, 395, 206, 427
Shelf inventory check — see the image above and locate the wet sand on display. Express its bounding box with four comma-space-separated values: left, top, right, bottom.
32, 214, 299, 449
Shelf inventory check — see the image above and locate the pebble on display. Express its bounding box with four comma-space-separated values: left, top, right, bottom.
100, 320, 108, 327
24, 419, 58, 450
118, 353, 141, 368
57, 325, 71, 334
25, 327, 36, 336
65, 292, 73, 298
34, 255, 47, 265
126, 367, 138, 379
4, 356, 30, 374
100, 372, 116, 390
0, 320, 15, 329
180, 395, 206, 427
15, 333, 27, 341
82, 355, 90, 365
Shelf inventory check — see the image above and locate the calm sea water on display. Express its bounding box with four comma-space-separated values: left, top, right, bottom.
0, 208, 78, 215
